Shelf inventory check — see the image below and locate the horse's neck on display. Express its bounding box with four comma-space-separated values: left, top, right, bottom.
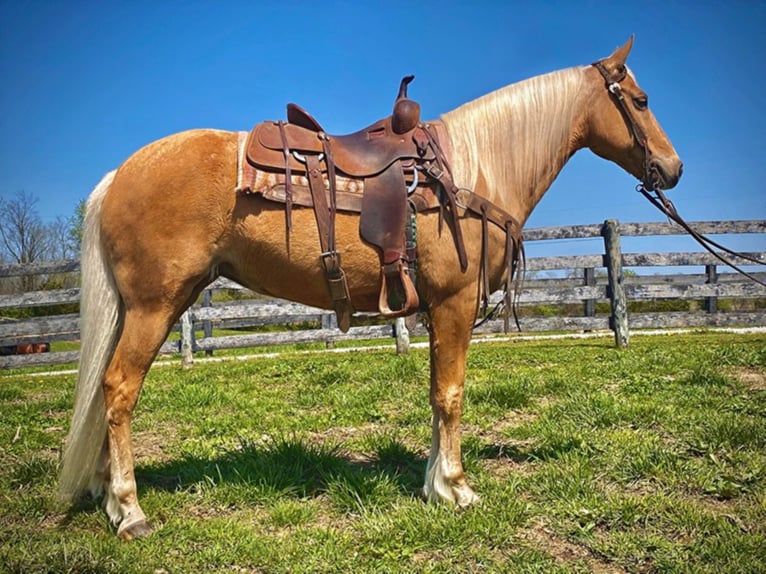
442, 67, 588, 226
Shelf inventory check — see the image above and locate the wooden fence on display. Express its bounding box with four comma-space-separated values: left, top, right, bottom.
1, 219, 764, 369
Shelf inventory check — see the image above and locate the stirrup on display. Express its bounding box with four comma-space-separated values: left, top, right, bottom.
378, 259, 419, 318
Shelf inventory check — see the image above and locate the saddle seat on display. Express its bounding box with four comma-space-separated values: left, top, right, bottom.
249, 91, 433, 178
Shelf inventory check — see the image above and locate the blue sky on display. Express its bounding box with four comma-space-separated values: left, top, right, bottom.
1, 0, 764, 259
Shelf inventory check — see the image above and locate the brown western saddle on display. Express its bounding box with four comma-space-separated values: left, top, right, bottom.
240, 76, 523, 332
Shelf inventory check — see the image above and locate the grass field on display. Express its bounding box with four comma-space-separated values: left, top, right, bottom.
1, 331, 764, 573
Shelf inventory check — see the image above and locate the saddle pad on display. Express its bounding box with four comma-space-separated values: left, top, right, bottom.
237, 159, 441, 215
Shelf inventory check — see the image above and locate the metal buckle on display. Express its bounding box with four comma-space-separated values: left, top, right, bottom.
424, 162, 444, 180
320, 251, 341, 274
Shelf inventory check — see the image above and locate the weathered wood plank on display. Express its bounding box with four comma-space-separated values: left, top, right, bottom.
159, 341, 179, 355
0, 314, 80, 340
475, 311, 766, 333
475, 315, 610, 334
628, 311, 766, 329
194, 325, 393, 351
205, 277, 248, 290
0, 259, 80, 278
616, 220, 765, 237
522, 220, 764, 242
625, 282, 766, 300
196, 316, 324, 331
192, 301, 327, 322
523, 224, 603, 241
0, 288, 80, 309
525, 255, 605, 271
622, 273, 766, 286
0, 314, 80, 345
0, 351, 79, 370
517, 285, 606, 305
521, 277, 608, 289
623, 251, 766, 267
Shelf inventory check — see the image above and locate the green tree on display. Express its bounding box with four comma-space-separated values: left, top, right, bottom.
67, 199, 86, 254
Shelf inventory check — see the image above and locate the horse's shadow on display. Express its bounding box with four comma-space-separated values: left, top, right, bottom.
136, 435, 428, 503
65, 434, 535, 521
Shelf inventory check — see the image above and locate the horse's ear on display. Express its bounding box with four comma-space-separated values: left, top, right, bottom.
602, 35, 634, 74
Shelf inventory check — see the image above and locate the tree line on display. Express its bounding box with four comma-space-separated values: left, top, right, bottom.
0, 191, 84, 293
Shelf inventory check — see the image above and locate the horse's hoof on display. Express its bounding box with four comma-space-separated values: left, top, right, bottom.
118, 520, 153, 540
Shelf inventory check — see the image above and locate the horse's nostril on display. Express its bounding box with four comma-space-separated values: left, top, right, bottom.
678, 162, 684, 178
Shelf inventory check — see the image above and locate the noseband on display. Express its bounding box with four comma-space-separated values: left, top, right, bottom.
592, 60, 766, 287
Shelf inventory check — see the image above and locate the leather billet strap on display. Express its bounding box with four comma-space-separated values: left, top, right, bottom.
303, 142, 354, 332
277, 122, 293, 230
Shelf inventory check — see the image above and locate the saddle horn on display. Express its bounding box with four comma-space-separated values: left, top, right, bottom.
392, 75, 420, 134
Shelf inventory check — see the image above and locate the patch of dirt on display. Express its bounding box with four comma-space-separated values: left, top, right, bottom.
729, 367, 766, 390
521, 519, 626, 573
495, 410, 540, 432
481, 455, 538, 479
133, 427, 180, 461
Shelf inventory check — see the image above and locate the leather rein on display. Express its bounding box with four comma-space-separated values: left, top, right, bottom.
593, 60, 766, 288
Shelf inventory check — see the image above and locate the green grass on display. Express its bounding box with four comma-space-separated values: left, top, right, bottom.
1, 331, 765, 573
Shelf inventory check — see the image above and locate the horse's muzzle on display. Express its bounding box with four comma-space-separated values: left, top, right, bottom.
647, 157, 683, 190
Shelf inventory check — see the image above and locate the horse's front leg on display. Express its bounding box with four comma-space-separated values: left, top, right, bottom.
423, 291, 480, 506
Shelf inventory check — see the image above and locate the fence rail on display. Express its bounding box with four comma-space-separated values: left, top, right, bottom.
1, 219, 764, 369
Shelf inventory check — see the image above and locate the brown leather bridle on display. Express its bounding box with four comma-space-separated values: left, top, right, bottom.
592, 60, 766, 287
592, 60, 659, 190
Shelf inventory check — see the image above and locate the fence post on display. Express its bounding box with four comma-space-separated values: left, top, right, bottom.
202, 288, 213, 356
583, 267, 596, 318
180, 309, 195, 368
705, 264, 718, 313
321, 313, 336, 349
602, 219, 629, 348
394, 317, 410, 355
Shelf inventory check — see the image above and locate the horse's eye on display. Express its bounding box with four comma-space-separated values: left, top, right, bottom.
633, 97, 648, 111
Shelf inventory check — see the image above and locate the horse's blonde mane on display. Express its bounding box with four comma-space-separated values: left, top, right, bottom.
441, 66, 587, 221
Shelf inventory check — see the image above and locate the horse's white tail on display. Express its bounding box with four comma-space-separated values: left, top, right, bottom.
59, 170, 121, 502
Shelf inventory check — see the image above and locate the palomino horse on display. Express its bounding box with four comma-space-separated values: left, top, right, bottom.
59, 37, 681, 538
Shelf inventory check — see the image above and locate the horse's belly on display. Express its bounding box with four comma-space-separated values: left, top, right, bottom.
221, 206, 383, 312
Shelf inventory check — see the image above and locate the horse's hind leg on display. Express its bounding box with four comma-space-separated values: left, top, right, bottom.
100, 306, 177, 539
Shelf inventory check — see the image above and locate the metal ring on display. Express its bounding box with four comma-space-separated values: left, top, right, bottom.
406, 168, 419, 194
292, 151, 324, 164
